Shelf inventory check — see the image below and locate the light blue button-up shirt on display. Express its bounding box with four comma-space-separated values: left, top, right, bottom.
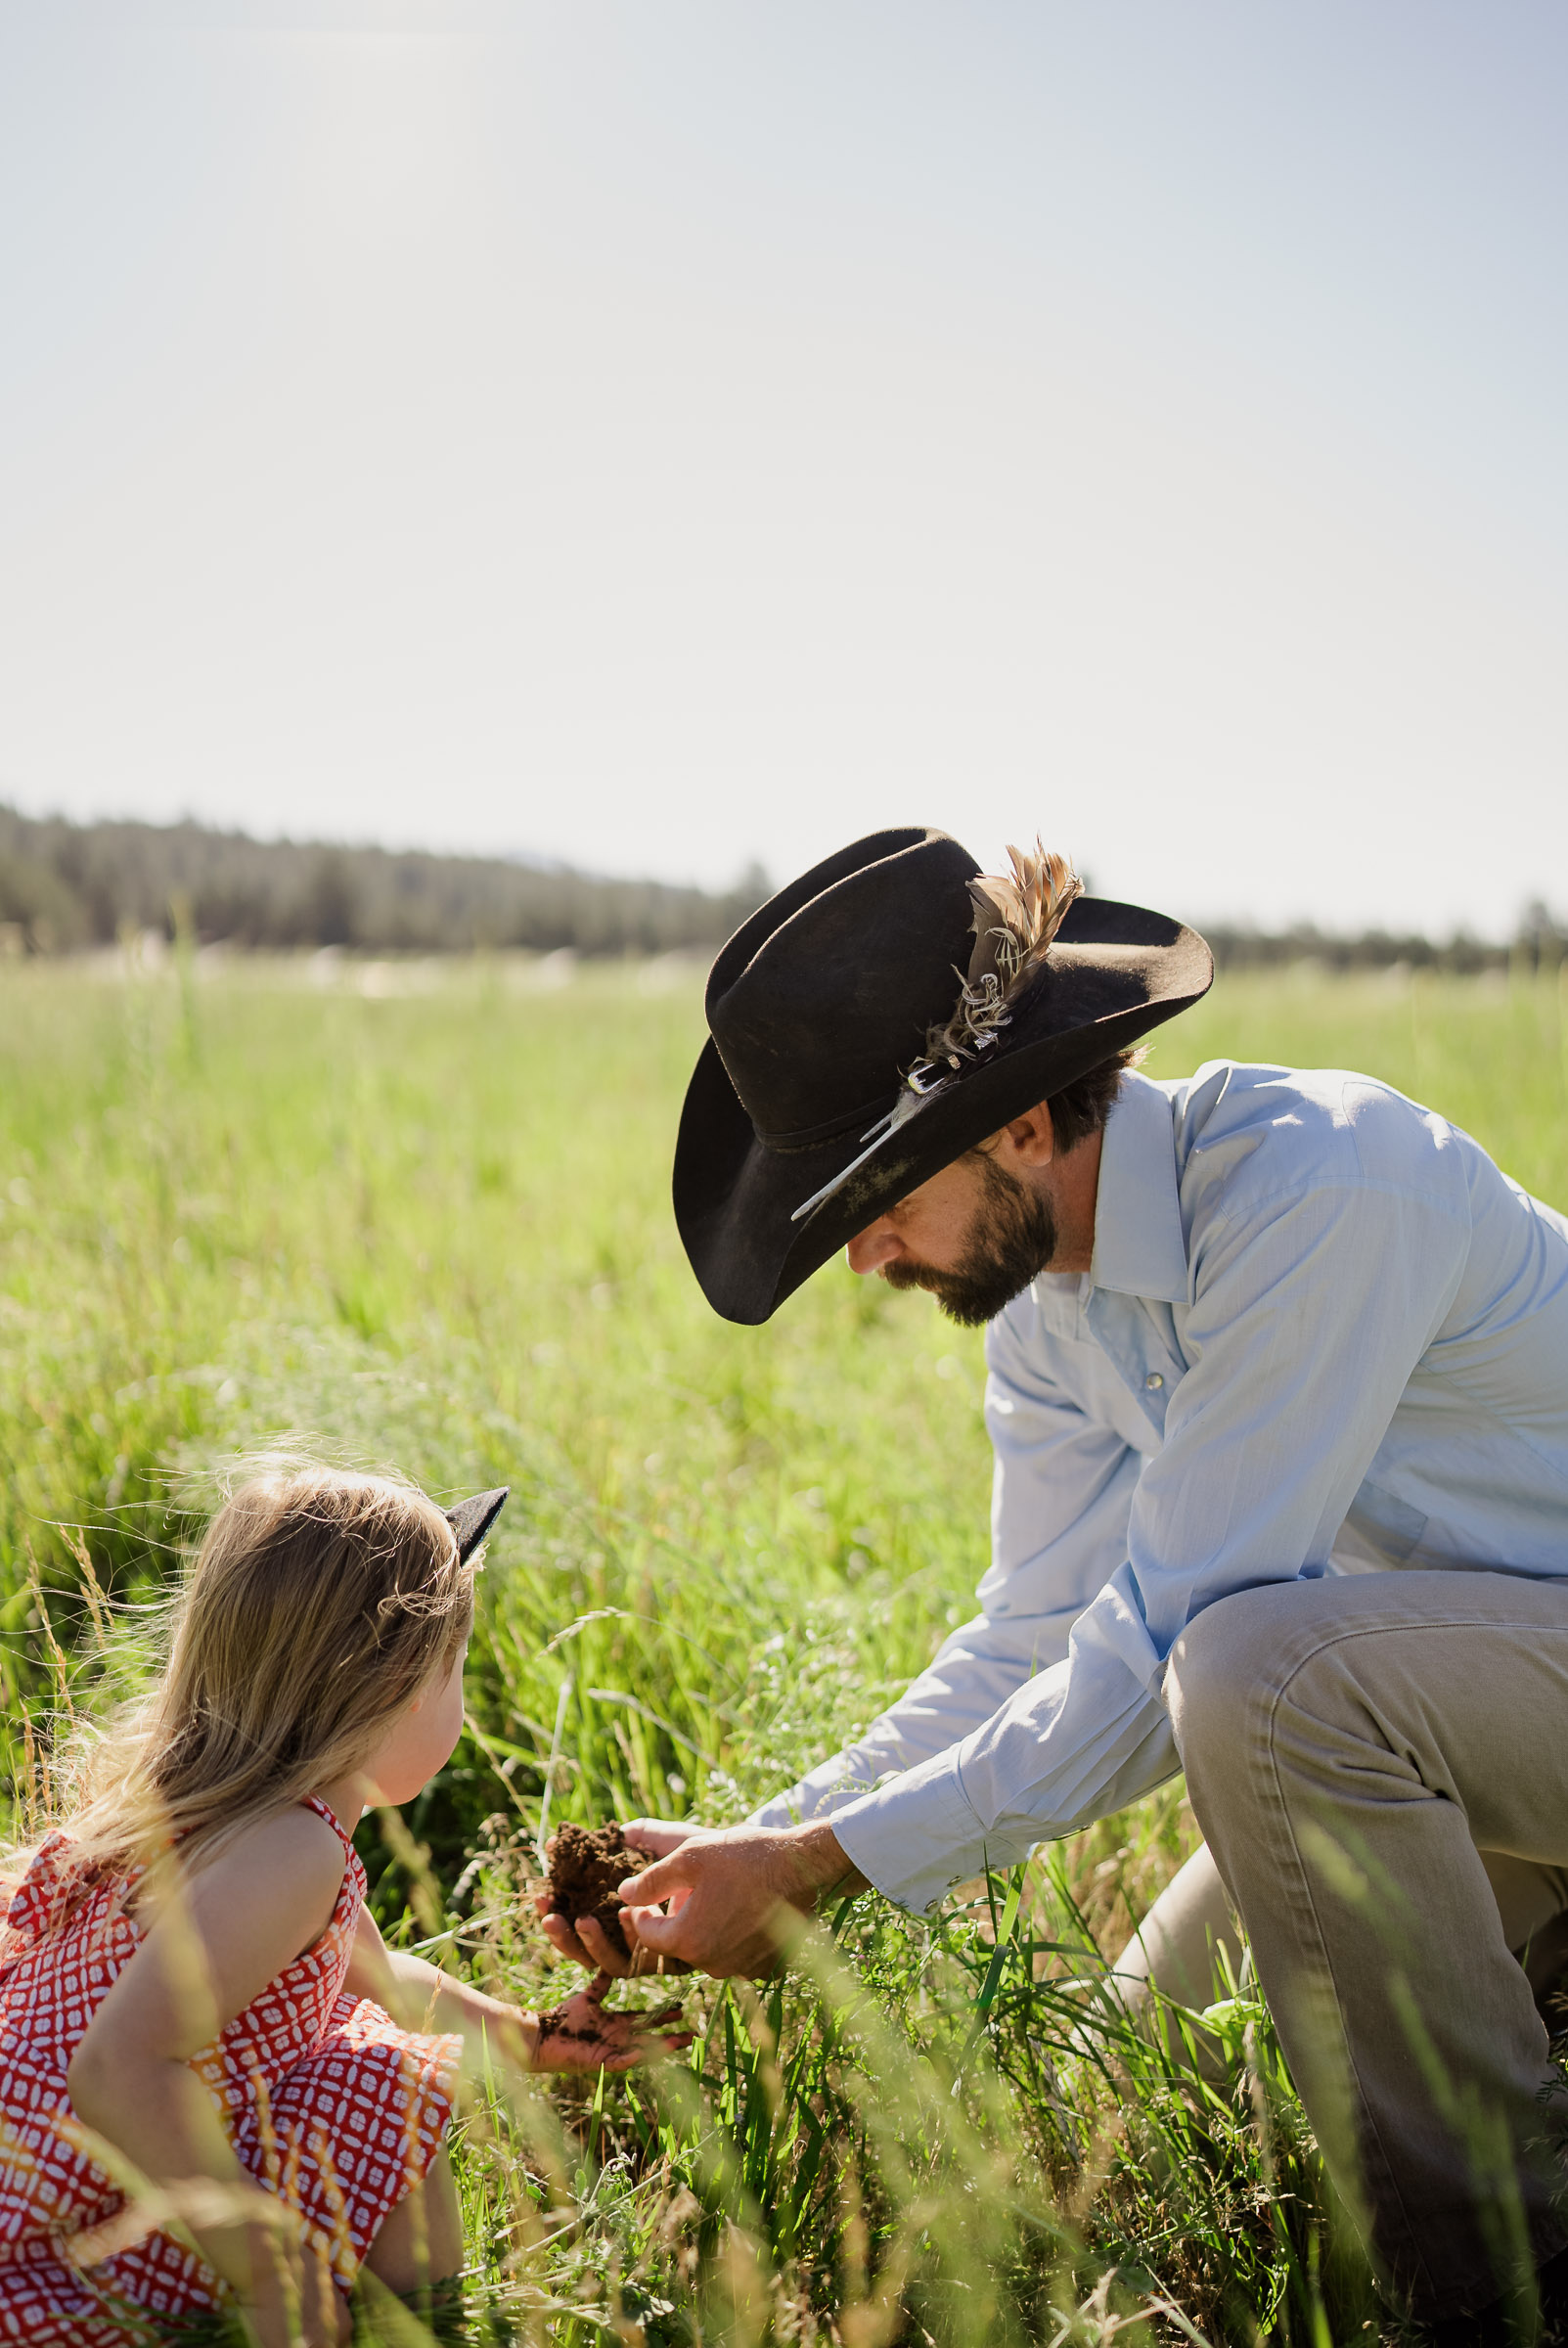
754, 1062, 1568, 1916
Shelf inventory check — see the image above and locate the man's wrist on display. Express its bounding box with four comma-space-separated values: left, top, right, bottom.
795, 1821, 869, 1904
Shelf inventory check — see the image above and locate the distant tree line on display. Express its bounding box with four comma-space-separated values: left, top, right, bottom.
0, 804, 1562, 969
0, 806, 770, 956
1204, 904, 1567, 976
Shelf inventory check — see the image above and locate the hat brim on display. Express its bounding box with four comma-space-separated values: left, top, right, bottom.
673, 896, 1212, 1325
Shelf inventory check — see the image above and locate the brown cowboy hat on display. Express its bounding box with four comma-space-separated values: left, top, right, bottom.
673, 827, 1212, 1325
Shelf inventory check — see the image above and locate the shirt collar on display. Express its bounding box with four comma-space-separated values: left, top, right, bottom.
1087, 1070, 1188, 1304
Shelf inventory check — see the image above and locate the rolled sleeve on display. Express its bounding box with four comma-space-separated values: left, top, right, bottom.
831, 1644, 1179, 1914
831, 1747, 992, 1915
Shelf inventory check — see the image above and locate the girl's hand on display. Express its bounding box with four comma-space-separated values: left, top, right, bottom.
529, 1971, 691, 2073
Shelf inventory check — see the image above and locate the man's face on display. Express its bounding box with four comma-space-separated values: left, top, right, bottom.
846, 1145, 1059, 1328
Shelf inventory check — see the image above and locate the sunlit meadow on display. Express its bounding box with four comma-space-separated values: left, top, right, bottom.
3, 947, 1566, 2346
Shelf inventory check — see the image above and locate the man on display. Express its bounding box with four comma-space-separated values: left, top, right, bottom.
542, 828, 1568, 2339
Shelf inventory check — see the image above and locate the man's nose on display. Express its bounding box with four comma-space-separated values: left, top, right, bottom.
846, 1220, 902, 1276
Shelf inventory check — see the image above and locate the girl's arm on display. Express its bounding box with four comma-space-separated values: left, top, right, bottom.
344, 1903, 690, 2074
67, 1807, 352, 2348
343, 1900, 537, 2066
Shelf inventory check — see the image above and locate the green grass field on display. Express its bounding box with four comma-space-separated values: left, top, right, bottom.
3, 951, 1566, 2347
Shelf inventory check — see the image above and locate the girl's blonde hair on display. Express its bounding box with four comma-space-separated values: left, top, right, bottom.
50, 1465, 474, 1885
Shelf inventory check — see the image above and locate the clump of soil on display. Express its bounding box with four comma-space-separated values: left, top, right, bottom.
546, 1821, 640, 1961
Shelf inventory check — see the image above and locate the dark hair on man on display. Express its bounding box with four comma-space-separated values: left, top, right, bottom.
1045, 1047, 1140, 1153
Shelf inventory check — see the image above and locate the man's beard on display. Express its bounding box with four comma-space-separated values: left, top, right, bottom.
880, 1151, 1059, 1327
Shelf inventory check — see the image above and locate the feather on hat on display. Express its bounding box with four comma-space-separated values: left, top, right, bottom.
915, 840, 1084, 1083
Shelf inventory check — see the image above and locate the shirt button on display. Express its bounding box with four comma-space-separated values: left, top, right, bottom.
1145, 1372, 1164, 1389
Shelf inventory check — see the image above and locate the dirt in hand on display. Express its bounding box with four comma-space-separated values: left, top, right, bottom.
546, 1821, 641, 1961
533, 1994, 687, 2046
533, 2000, 600, 2043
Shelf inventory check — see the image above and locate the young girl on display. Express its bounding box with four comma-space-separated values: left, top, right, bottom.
0, 1467, 678, 2347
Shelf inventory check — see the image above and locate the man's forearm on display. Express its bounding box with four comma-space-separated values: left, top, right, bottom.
796, 1819, 870, 1903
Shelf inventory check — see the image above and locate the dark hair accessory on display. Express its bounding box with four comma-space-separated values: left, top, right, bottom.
445, 1487, 509, 1564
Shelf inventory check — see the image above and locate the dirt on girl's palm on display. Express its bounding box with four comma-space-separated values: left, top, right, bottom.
546, 1821, 640, 1960
532, 1977, 689, 2069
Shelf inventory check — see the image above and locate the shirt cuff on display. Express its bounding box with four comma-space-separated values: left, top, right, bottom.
829, 1749, 991, 1916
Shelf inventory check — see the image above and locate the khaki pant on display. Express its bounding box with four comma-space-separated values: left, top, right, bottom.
1114, 1571, 1568, 2319
1112, 1841, 1568, 2035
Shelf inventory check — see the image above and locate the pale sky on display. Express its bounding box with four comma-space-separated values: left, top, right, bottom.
2, 2, 1564, 934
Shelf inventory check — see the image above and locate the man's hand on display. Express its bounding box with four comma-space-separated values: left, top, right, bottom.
614, 1820, 869, 1980
534, 1820, 710, 1977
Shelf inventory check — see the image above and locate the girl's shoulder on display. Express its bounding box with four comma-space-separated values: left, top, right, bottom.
118, 1808, 354, 2004
137, 1803, 351, 1935
199, 1801, 350, 1895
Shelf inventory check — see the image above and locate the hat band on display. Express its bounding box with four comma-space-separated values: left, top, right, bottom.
788, 1083, 938, 1226
756, 1091, 901, 1152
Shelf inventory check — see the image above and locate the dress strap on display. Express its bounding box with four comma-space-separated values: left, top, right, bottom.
302, 1794, 356, 1852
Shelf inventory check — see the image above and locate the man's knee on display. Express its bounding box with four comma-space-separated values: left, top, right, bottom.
1167, 1583, 1289, 1769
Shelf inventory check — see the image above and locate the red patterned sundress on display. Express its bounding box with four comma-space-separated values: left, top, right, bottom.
0, 1796, 461, 2344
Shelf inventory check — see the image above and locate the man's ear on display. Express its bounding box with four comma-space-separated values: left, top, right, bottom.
993, 1099, 1056, 1169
